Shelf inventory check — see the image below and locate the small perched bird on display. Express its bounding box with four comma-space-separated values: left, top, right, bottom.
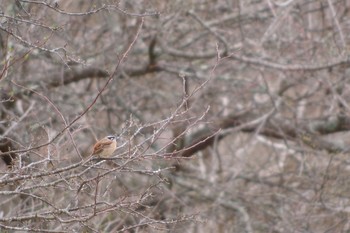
82, 135, 117, 165
78, 135, 117, 191
91, 135, 117, 158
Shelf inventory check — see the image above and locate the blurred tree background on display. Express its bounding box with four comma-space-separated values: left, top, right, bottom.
1, 0, 350, 232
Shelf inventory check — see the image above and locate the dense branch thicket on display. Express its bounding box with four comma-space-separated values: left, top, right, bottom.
1, 0, 350, 232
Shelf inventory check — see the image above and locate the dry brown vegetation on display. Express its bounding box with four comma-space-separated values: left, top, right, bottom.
1, 0, 350, 232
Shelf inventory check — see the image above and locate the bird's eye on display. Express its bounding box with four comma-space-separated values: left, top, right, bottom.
107, 136, 115, 140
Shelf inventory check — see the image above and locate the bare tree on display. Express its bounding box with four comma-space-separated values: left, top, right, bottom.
1, 0, 350, 232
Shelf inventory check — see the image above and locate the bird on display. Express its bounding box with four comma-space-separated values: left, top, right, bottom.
82, 135, 117, 165
78, 135, 118, 192
91, 135, 117, 158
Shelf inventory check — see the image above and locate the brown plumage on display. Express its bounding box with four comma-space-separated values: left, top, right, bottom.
82, 136, 117, 165
91, 135, 117, 158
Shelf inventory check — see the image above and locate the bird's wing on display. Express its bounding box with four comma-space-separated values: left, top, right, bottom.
92, 139, 113, 155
